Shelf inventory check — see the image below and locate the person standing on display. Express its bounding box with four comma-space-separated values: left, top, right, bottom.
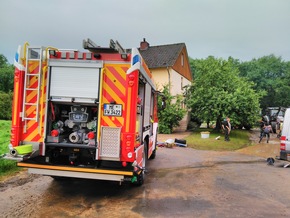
259, 118, 266, 138
277, 119, 283, 138
222, 117, 231, 141
259, 123, 272, 143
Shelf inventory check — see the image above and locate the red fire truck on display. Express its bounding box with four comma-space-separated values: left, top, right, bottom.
6, 39, 159, 185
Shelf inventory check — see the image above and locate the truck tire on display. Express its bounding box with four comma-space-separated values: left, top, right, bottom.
149, 148, 156, 159
149, 137, 157, 160
135, 141, 147, 186
51, 176, 69, 181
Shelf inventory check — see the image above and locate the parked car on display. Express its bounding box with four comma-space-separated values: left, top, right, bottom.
264, 107, 286, 133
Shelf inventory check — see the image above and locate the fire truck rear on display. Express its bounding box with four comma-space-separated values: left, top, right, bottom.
6, 39, 159, 185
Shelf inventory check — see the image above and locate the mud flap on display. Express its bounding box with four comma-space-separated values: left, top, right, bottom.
279, 151, 288, 161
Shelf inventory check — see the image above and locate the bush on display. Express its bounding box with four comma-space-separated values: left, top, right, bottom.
0, 120, 18, 178
158, 85, 186, 133
0, 92, 12, 120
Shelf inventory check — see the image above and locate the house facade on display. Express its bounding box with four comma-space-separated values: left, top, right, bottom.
139, 39, 193, 131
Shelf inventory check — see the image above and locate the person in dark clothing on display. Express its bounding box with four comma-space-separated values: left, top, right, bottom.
222, 117, 231, 141
259, 118, 266, 138
264, 125, 271, 143
259, 123, 272, 143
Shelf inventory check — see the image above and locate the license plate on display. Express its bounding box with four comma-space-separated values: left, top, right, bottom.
103, 104, 122, 116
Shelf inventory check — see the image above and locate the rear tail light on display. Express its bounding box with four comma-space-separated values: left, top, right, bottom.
128, 74, 135, 86
280, 136, 286, 150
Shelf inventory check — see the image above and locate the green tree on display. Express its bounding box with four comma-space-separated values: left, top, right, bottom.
0, 54, 9, 66
0, 54, 14, 92
0, 91, 13, 120
239, 54, 290, 110
158, 84, 186, 134
185, 56, 263, 130
0, 54, 14, 120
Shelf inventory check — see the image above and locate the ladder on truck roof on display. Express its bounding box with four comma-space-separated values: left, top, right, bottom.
83, 38, 128, 54
22, 46, 44, 132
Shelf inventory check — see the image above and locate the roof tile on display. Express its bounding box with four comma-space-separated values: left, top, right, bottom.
139, 43, 185, 68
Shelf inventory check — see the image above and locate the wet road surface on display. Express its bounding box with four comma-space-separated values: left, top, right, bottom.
1, 138, 290, 217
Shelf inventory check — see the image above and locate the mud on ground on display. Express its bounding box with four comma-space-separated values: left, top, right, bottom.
158, 129, 280, 159
0, 129, 280, 190
0, 129, 285, 218
237, 129, 280, 158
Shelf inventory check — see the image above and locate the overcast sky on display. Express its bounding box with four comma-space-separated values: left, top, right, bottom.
1, 0, 290, 63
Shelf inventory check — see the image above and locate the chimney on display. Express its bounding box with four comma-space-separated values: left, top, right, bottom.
140, 38, 149, 50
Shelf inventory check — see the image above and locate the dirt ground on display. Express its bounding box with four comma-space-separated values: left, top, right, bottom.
0, 129, 286, 218
1, 129, 278, 186
158, 129, 280, 159
237, 129, 280, 158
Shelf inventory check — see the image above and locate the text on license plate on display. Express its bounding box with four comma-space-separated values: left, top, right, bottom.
103, 104, 122, 116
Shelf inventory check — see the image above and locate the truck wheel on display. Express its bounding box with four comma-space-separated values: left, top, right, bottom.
149, 148, 156, 159
136, 142, 147, 186
136, 172, 144, 186
51, 176, 69, 181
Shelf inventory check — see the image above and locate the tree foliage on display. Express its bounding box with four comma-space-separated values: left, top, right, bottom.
185, 56, 263, 130
0, 54, 14, 92
0, 54, 9, 67
157, 85, 186, 134
0, 65, 14, 93
0, 54, 14, 120
239, 54, 290, 110
0, 91, 13, 120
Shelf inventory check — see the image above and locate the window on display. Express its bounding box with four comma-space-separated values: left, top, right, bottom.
181, 53, 184, 67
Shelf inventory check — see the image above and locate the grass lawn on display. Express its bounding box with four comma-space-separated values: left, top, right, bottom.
0, 120, 19, 179
0, 120, 11, 153
185, 128, 252, 151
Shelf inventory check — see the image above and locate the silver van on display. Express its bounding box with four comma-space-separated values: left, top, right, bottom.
280, 108, 290, 160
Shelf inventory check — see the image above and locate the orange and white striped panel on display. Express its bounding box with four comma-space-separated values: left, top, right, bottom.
21, 61, 47, 142
100, 64, 128, 128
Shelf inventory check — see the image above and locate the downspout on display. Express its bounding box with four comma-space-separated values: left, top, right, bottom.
167, 66, 171, 94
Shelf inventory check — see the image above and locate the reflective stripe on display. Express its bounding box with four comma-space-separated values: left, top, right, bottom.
17, 162, 133, 176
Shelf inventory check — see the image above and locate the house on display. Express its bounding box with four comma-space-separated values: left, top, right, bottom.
139, 38, 193, 131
